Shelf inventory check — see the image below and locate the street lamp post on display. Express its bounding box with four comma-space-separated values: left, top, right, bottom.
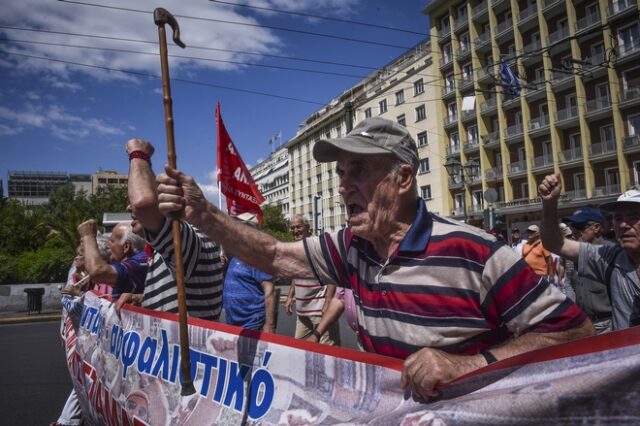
444, 158, 480, 223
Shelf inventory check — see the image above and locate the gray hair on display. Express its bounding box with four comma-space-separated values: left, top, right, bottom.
290, 214, 310, 226
117, 222, 147, 253
96, 234, 110, 261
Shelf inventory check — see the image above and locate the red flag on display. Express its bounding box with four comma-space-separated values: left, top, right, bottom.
216, 102, 265, 223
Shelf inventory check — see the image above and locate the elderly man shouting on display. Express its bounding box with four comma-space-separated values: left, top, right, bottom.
155, 117, 592, 402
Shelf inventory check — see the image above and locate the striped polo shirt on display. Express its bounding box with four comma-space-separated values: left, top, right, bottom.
304, 201, 586, 360
292, 278, 328, 317
142, 218, 224, 321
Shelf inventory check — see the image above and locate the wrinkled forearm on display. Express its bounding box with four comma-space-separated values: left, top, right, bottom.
490, 318, 594, 361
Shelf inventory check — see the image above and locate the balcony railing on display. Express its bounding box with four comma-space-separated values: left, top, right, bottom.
548, 26, 570, 45
440, 56, 453, 67
585, 98, 612, 114
564, 189, 587, 200
482, 131, 500, 146
543, 0, 563, 10
559, 147, 582, 162
495, 19, 513, 37
444, 115, 458, 126
589, 138, 616, 156
439, 27, 451, 39
480, 97, 497, 112
575, 12, 601, 33
485, 166, 503, 180
475, 32, 490, 49
529, 114, 549, 130
508, 160, 527, 175
458, 44, 471, 58
551, 71, 573, 85
532, 154, 554, 169
519, 4, 538, 23
464, 139, 480, 151
623, 135, 640, 150
593, 184, 621, 197
458, 76, 474, 89
555, 106, 578, 122
446, 144, 461, 156
443, 85, 456, 96
462, 110, 476, 121
472, 2, 488, 18
505, 123, 524, 139
521, 39, 542, 55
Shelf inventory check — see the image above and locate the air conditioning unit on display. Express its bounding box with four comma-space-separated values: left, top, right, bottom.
486, 169, 496, 179
530, 122, 540, 130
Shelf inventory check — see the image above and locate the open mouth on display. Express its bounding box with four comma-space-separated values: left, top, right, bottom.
347, 204, 365, 224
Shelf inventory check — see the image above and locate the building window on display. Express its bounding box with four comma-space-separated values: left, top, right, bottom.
397, 114, 406, 126
421, 185, 432, 200
364, 108, 372, 118
379, 99, 387, 114
417, 131, 428, 146
414, 79, 424, 96
419, 158, 430, 174
395, 90, 405, 105
415, 105, 426, 122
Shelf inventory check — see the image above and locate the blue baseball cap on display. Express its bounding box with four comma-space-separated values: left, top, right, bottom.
561, 207, 605, 224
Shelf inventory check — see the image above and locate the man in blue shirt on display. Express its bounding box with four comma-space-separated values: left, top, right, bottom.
222, 213, 277, 332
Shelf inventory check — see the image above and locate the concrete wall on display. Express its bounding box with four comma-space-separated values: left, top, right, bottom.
0, 283, 64, 312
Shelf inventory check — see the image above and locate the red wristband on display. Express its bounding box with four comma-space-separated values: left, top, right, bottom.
129, 150, 151, 164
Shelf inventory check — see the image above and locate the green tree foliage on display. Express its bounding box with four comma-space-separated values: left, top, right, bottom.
261, 204, 293, 242
0, 184, 128, 283
0, 199, 48, 255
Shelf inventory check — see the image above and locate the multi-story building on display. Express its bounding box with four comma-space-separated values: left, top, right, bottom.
251, 146, 290, 219
423, 0, 640, 230
7, 169, 128, 204
8, 170, 69, 205
285, 39, 439, 233
91, 169, 128, 194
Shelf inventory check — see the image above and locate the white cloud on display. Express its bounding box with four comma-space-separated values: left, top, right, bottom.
0, 124, 24, 136
200, 169, 225, 209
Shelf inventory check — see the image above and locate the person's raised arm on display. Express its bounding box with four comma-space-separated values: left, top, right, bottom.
539, 172, 580, 262
126, 139, 164, 234
78, 220, 118, 285
156, 165, 313, 279
401, 318, 594, 402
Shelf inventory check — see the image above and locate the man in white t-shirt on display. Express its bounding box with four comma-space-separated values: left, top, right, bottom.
284, 214, 340, 345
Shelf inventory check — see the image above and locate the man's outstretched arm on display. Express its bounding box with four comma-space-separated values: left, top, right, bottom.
156, 165, 314, 280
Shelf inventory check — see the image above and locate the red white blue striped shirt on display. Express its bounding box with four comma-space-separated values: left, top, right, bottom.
304, 201, 586, 359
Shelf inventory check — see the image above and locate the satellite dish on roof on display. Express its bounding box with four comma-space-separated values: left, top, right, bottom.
484, 188, 498, 203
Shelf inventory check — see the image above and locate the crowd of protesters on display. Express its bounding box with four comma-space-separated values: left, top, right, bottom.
52, 117, 640, 423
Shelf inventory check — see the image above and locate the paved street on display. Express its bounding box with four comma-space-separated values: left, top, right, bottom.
0, 321, 71, 425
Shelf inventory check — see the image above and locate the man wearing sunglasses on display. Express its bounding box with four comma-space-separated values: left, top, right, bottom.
561, 207, 614, 333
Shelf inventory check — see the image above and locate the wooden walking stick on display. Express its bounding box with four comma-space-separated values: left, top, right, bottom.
153, 7, 195, 396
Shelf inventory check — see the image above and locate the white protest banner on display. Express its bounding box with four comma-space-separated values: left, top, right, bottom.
62, 292, 640, 425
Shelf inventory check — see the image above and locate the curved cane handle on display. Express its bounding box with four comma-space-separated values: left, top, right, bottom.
154, 8, 186, 48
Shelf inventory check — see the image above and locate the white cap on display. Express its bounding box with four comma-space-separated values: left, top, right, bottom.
600, 188, 640, 211
527, 224, 540, 233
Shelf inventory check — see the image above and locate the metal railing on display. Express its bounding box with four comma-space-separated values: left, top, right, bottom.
495, 18, 513, 37
589, 138, 616, 155
505, 123, 524, 138
556, 106, 578, 122
559, 147, 582, 162
585, 98, 612, 114
529, 114, 549, 130
575, 12, 601, 32
548, 26, 570, 45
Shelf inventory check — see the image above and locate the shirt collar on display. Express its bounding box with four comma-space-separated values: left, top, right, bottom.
398, 199, 432, 254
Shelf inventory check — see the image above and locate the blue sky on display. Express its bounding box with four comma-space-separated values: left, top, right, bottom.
0, 0, 429, 201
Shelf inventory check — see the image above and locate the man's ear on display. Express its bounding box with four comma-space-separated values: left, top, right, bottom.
396, 164, 415, 194
123, 241, 132, 256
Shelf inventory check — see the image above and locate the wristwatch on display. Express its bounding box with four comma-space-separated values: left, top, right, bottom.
310, 328, 323, 340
